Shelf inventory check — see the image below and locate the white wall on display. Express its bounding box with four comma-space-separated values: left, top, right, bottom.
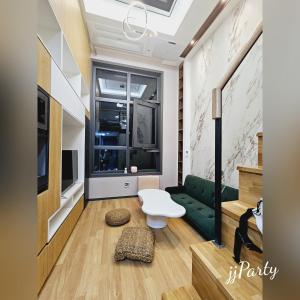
184, 0, 262, 185
222, 35, 263, 188
88, 51, 178, 199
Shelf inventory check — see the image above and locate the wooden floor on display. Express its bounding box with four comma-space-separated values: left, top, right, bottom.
39, 198, 203, 300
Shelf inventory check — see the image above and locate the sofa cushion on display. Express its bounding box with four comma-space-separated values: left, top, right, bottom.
186, 202, 215, 219
184, 175, 215, 208
221, 185, 239, 201
186, 210, 215, 240
171, 193, 213, 216
171, 193, 197, 208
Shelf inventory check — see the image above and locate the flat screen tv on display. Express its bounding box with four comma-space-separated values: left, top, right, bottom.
61, 150, 78, 193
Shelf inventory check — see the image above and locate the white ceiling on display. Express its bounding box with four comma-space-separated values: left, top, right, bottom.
81, 0, 219, 66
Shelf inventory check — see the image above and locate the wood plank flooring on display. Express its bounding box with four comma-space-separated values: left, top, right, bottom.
39, 198, 203, 300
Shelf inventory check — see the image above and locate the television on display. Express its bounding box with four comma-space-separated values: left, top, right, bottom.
61, 150, 78, 193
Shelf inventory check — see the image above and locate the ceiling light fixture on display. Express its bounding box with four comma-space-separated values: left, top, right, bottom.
122, 1, 148, 41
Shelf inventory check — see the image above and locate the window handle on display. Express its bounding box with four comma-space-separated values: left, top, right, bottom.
143, 148, 160, 153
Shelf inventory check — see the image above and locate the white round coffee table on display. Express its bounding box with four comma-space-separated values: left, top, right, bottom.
138, 189, 186, 228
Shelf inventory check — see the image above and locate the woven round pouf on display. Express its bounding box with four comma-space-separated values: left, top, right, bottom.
105, 208, 131, 226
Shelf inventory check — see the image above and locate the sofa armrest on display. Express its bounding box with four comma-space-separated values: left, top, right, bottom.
165, 185, 186, 194
221, 185, 239, 202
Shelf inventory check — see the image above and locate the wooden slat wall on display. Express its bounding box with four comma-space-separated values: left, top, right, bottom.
178, 63, 184, 185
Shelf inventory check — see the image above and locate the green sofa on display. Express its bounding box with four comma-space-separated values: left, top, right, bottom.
165, 175, 238, 240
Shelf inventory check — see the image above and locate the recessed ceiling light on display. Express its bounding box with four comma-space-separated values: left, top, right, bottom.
168, 41, 176, 45
190, 40, 195, 45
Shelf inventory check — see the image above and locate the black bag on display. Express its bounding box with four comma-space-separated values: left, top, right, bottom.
233, 201, 263, 263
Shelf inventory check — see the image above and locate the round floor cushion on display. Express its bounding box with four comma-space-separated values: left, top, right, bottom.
105, 208, 131, 226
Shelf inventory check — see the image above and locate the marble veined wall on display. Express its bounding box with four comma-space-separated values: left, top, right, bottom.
187, 0, 262, 185
222, 35, 263, 188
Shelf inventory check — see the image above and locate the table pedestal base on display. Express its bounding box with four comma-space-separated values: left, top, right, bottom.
146, 215, 167, 229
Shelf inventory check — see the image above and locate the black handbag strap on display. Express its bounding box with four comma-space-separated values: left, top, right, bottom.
233, 208, 263, 264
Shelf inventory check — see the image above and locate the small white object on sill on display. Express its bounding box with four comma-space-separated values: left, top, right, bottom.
131, 166, 138, 173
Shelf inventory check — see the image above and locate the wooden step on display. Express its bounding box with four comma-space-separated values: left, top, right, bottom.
257, 132, 263, 167
237, 166, 262, 175
190, 241, 262, 300
222, 201, 263, 267
237, 166, 263, 207
162, 285, 202, 300
222, 201, 260, 232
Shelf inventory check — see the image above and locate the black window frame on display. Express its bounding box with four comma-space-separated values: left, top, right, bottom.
89, 61, 163, 177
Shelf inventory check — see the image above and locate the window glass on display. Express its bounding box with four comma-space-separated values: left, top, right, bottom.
91, 65, 161, 176
96, 69, 127, 100
133, 102, 157, 147
130, 74, 157, 101
95, 101, 127, 146
93, 149, 126, 172
130, 149, 159, 170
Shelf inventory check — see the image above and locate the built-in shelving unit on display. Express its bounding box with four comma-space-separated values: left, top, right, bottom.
178, 63, 184, 185
47, 108, 85, 241
37, 0, 90, 111
48, 181, 84, 240
37, 0, 87, 242
37, 0, 88, 292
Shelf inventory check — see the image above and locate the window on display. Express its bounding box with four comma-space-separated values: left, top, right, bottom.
93, 149, 126, 172
130, 74, 158, 101
95, 101, 127, 147
133, 101, 158, 148
91, 63, 162, 176
116, 0, 177, 16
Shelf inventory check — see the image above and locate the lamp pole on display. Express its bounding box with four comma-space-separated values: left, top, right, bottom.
212, 88, 222, 247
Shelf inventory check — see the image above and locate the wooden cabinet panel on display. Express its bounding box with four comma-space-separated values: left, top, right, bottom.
48, 216, 70, 272
37, 190, 48, 254
37, 245, 48, 294
48, 196, 84, 273
37, 39, 51, 93
238, 167, 263, 207
69, 197, 84, 229
48, 98, 62, 217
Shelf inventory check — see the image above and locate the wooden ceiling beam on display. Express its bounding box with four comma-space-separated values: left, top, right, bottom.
180, 0, 230, 58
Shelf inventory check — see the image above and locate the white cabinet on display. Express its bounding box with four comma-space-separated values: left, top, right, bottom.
51, 60, 85, 125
